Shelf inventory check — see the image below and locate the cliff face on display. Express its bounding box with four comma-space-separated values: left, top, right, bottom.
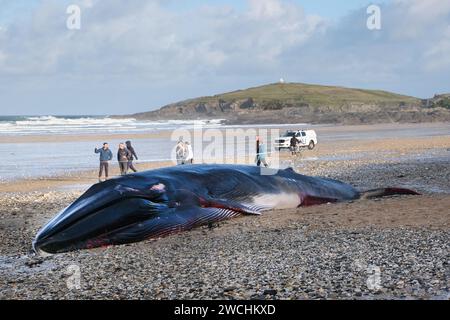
127, 83, 450, 125
422, 94, 450, 109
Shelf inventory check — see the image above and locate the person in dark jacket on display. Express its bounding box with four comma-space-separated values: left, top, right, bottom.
290, 136, 298, 155
95, 143, 113, 182
256, 140, 269, 168
125, 141, 139, 172
117, 143, 130, 175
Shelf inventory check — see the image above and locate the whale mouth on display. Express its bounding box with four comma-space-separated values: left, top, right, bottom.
33, 180, 167, 254
33, 197, 164, 254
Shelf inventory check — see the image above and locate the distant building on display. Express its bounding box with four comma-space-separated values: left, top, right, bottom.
279, 78, 285, 84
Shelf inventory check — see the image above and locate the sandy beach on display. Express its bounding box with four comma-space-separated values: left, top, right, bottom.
0, 123, 449, 300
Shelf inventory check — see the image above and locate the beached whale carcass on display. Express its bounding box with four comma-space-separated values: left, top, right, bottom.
33, 164, 418, 253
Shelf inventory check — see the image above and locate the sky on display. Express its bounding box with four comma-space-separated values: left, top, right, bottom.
0, 0, 449, 116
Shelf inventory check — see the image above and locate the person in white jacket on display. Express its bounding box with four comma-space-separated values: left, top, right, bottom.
185, 142, 194, 164
175, 139, 186, 165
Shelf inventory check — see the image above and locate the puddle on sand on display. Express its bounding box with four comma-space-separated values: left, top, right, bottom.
316, 153, 371, 161
55, 183, 92, 192
0, 255, 59, 277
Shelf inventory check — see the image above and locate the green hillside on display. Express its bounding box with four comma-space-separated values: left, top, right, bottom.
192, 83, 420, 106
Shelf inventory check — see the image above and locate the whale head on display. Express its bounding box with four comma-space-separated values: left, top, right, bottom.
33, 175, 172, 254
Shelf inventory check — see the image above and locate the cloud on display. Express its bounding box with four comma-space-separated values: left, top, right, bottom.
1, 0, 446, 80
0, 0, 449, 114
276, 0, 450, 94
425, 26, 450, 71
0, 0, 325, 79
0, 50, 6, 67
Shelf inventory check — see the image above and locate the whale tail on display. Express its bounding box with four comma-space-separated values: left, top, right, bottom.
360, 187, 420, 199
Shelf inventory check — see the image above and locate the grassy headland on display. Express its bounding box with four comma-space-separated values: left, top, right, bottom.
122, 83, 450, 125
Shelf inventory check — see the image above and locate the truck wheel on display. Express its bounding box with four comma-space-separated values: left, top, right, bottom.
308, 141, 315, 150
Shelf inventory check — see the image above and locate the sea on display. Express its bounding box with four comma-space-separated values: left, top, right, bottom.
0, 115, 225, 136
0, 115, 304, 182
1, 116, 449, 183
0, 116, 221, 182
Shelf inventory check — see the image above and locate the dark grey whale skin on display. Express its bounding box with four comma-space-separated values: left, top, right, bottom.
32, 164, 414, 254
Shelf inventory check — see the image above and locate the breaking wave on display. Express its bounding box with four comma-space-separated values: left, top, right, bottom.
0, 116, 225, 135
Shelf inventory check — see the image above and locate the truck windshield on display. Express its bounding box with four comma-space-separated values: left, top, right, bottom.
284, 131, 296, 137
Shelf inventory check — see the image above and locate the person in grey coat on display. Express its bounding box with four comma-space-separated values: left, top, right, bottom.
117, 143, 131, 176
95, 143, 113, 182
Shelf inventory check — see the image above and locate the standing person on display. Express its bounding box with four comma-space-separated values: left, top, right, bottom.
290, 135, 298, 156
125, 141, 139, 173
117, 143, 130, 175
185, 142, 194, 164
95, 143, 113, 182
256, 136, 261, 166
256, 140, 269, 168
175, 138, 186, 165
256, 136, 260, 155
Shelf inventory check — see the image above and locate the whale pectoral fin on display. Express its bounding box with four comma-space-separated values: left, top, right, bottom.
200, 198, 262, 216
172, 189, 262, 215
299, 195, 338, 207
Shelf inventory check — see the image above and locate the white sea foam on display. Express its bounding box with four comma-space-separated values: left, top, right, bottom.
0, 116, 226, 135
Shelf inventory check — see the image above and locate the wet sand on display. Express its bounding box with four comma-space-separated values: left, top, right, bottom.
2, 121, 449, 144
0, 123, 449, 300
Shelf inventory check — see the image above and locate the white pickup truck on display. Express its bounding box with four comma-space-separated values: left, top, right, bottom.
274, 130, 318, 151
